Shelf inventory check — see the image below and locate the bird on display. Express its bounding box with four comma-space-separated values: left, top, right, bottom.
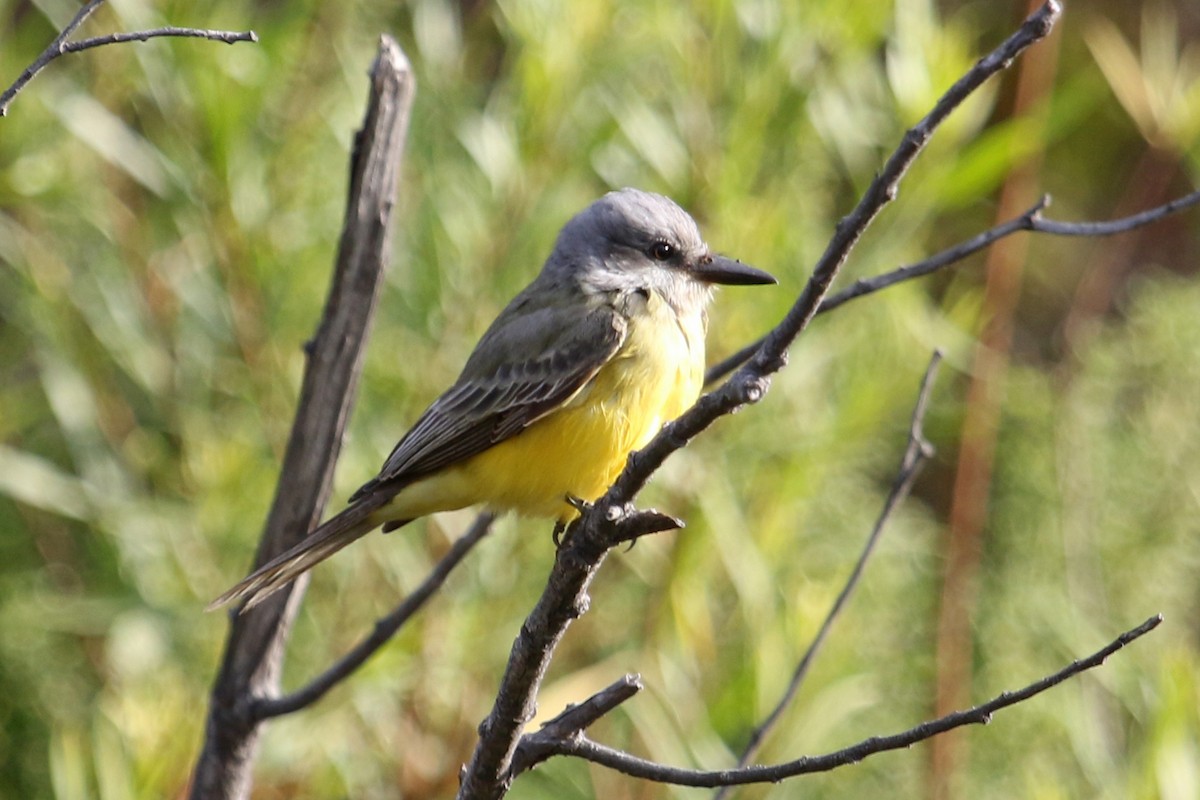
209, 188, 775, 611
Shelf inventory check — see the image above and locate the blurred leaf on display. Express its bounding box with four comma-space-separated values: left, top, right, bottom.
0, 445, 91, 520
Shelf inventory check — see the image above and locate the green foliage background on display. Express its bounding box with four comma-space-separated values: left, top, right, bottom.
1, 0, 1198, 797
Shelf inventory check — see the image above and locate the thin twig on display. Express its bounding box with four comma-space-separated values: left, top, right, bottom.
63, 27, 257, 53
512, 675, 644, 775
455, 5, 1062, 798
713, 351, 942, 799
817, 198, 1050, 315
705, 187, 1200, 385
253, 513, 496, 720
1034, 190, 1200, 236
0, 0, 257, 116
64, 26, 256, 53
527, 616, 1162, 787
0, 0, 103, 116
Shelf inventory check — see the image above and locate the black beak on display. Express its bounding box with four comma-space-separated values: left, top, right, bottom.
690, 253, 777, 286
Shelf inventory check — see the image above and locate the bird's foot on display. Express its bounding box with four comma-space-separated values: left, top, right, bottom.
565, 494, 592, 514
553, 495, 593, 547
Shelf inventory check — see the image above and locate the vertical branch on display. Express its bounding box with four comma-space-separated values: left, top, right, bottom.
188, 37, 415, 800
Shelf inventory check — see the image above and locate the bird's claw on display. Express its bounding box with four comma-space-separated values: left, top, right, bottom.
553, 495, 593, 547
565, 494, 592, 513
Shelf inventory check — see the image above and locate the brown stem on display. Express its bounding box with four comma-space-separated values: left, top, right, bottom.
932, 4, 1061, 796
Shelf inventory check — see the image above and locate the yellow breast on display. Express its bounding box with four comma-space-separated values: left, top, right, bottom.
386, 292, 706, 523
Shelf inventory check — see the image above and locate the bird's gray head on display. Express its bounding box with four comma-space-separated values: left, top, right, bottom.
544, 188, 775, 312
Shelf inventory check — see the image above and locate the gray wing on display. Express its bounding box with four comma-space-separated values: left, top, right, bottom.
349, 301, 627, 501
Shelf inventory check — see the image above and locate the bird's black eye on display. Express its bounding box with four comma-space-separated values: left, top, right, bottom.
649, 241, 675, 261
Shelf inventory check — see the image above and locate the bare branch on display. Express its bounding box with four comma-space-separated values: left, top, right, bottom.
189, 38, 414, 800
0, 0, 102, 116
456, 533, 615, 799
705, 186, 1200, 385
0, 0, 257, 116
713, 351, 942, 797
456, 5, 1062, 798
512, 675, 644, 776
253, 514, 496, 720
63, 27, 257, 53
1034, 189, 1200, 236
530, 616, 1162, 787
816, 198, 1052, 316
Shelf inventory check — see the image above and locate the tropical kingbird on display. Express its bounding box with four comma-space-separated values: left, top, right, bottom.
211, 188, 775, 610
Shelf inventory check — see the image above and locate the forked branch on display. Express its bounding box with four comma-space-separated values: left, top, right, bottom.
520, 616, 1161, 787
0, 0, 256, 116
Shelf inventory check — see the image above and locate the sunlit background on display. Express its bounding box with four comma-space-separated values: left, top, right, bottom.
1, 0, 1198, 797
